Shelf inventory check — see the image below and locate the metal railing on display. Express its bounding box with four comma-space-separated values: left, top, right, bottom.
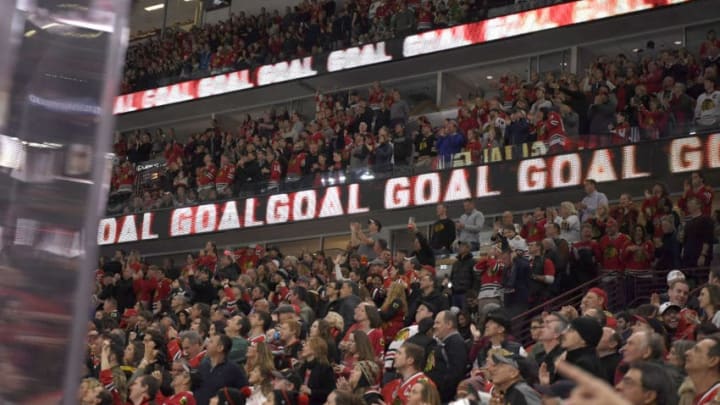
511, 267, 711, 345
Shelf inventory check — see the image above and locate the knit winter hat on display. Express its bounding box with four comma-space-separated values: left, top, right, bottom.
568, 316, 603, 348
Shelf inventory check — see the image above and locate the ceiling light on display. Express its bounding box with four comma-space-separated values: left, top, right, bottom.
632, 48, 640, 53
144, 3, 164, 11
674, 40, 683, 45
486, 75, 493, 80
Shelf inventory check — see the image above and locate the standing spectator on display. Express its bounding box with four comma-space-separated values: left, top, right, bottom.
695, 77, 720, 129
678, 172, 714, 216
610, 193, 639, 236
505, 108, 531, 146
577, 179, 609, 223
528, 241, 556, 305
456, 198, 485, 251
429, 203, 456, 255
392, 123, 413, 168
587, 86, 617, 135
351, 218, 388, 261
667, 82, 695, 135
501, 249, 531, 319
195, 334, 249, 405
390, 90, 410, 127
391, 2, 416, 37
373, 129, 393, 174
349, 134, 370, 179
520, 207, 547, 244
680, 197, 714, 269
449, 241, 476, 310
598, 218, 630, 273
436, 120, 465, 168
337, 281, 362, 334
653, 216, 682, 270
427, 311, 468, 403
552, 202, 581, 244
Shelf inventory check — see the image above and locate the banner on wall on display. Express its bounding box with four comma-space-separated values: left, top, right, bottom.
113, 0, 691, 114
97, 134, 719, 246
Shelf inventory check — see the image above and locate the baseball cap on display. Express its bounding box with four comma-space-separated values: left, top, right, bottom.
368, 218, 382, 230
659, 302, 681, 315
587, 287, 608, 309
490, 350, 537, 382
271, 369, 302, 389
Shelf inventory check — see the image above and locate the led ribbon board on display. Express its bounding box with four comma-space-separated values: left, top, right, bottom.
98, 133, 719, 245
113, 0, 690, 114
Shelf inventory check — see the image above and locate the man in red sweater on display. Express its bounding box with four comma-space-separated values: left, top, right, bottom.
598, 218, 630, 274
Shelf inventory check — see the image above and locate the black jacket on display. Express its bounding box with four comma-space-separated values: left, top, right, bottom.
565, 346, 603, 379
450, 253, 476, 293
427, 332, 468, 403
196, 358, 249, 405
297, 360, 336, 405
599, 352, 622, 385
338, 295, 361, 333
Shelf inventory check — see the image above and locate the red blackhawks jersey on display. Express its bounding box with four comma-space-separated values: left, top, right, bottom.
520, 219, 546, 243
381, 372, 433, 405
196, 163, 217, 188
474, 257, 504, 298
694, 381, 720, 405
544, 111, 567, 149
599, 233, 630, 272
215, 163, 235, 186
268, 160, 283, 183
678, 185, 714, 216
611, 122, 631, 144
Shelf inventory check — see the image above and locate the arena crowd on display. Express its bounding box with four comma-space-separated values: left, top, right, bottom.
87, 8, 720, 405
109, 30, 720, 216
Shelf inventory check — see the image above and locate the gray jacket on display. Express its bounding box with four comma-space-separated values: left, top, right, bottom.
457, 209, 485, 244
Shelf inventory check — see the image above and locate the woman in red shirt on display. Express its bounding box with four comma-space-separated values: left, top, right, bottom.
623, 225, 655, 272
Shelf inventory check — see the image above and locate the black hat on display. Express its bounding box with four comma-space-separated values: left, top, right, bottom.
368, 218, 382, 231
568, 316, 603, 348
485, 310, 512, 331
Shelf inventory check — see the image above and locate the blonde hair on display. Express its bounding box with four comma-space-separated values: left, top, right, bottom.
560, 201, 577, 216
324, 311, 344, 332
382, 282, 408, 313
